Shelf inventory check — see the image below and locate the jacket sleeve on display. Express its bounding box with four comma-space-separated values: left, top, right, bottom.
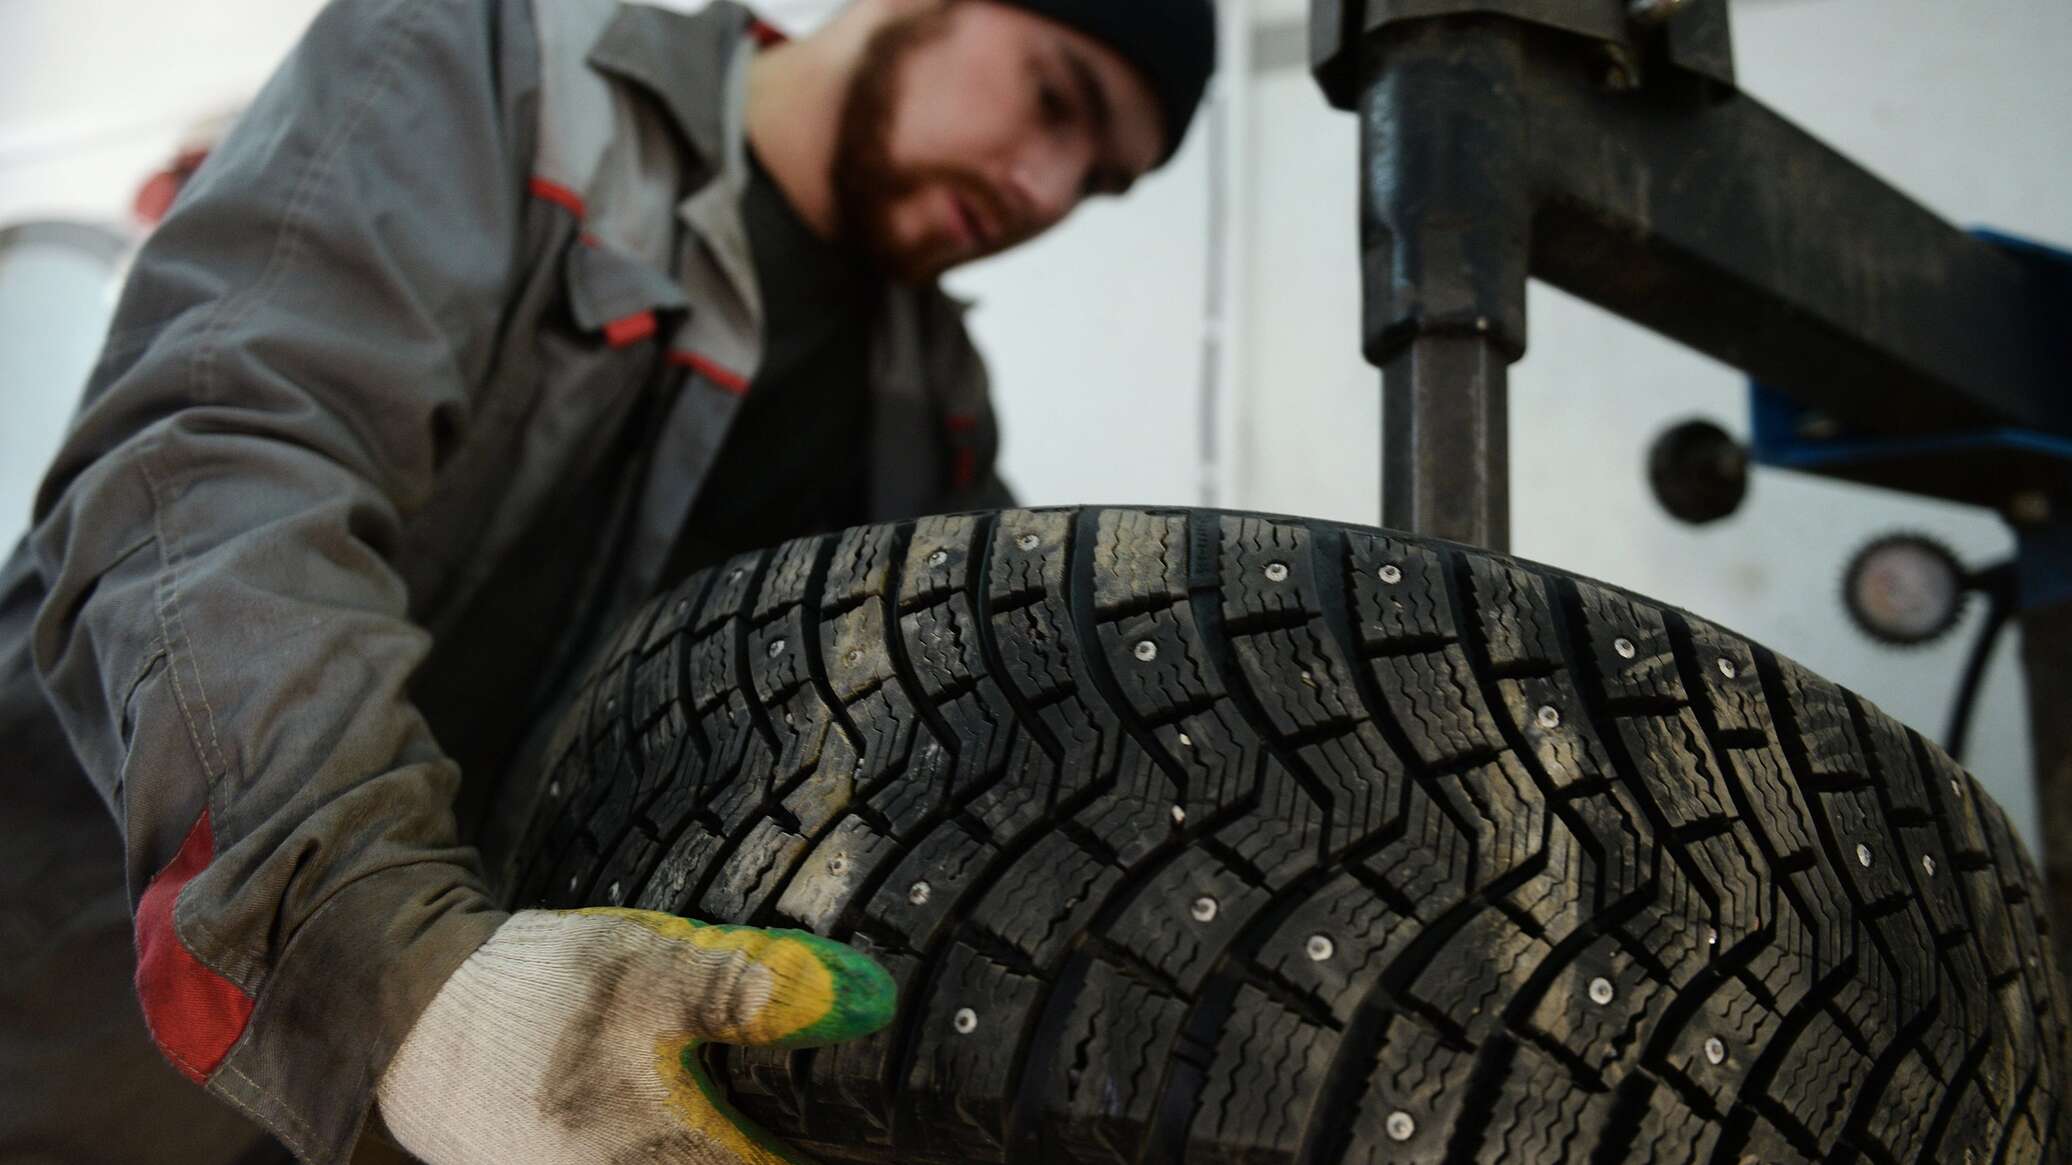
26, 0, 534, 1158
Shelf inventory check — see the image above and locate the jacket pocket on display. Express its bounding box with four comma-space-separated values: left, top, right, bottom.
563, 238, 689, 349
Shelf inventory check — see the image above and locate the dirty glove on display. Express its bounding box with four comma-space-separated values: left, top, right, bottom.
375, 908, 894, 1164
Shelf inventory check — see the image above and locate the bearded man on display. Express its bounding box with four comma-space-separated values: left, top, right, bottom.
0, 0, 1215, 1161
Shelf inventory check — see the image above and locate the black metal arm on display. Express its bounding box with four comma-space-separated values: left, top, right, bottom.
1309, 0, 2072, 964
1312, 0, 2070, 546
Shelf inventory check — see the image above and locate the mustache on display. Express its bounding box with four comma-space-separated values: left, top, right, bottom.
936, 171, 1025, 247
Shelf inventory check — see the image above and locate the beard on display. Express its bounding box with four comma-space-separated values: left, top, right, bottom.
831, 6, 995, 285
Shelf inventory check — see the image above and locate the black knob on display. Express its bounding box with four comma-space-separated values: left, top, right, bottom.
1648, 418, 1749, 525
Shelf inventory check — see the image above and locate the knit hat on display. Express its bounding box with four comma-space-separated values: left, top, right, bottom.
998, 0, 1218, 162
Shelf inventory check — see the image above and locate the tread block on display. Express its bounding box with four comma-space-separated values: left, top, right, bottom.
900, 592, 989, 700
1371, 645, 1506, 766
1105, 848, 1274, 993
1778, 661, 1872, 786
698, 817, 806, 920
989, 509, 1073, 603
1574, 584, 1686, 706
1099, 600, 1224, 724
901, 514, 983, 610
1094, 510, 1190, 615
1478, 1041, 1604, 1163
1613, 709, 1738, 829
1467, 554, 1565, 670
1408, 905, 1551, 1041
775, 814, 891, 931
1187, 986, 1341, 1161
1429, 752, 1546, 890
1211, 759, 1328, 885
1161, 699, 1268, 825
1259, 870, 1419, 1023
693, 550, 764, 633
1072, 746, 1183, 869
965, 733, 1056, 847
1293, 719, 1408, 858
903, 942, 1044, 1155
1773, 1007, 1871, 1151
1038, 959, 1186, 1163
1341, 1013, 1476, 1165
754, 535, 818, 620
971, 832, 1121, 970
1723, 742, 1821, 862
1668, 973, 1777, 1110
1522, 933, 1674, 1079
823, 522, 902, 608
1359, 780, 1477, 920
1231, 620, 1362, 739
864, 817, 995, 952
1627, 1082, 1725, 1165
1345, 531, 1455, 647
1679, 615, 1765, 735
825, 601, 894, 705
1218, 516, 1324, 624
1499, 671, 1617, 790
1856, 1045, 1939, 1163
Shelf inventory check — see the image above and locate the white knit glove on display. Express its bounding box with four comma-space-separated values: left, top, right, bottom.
375, 908, 894, 1164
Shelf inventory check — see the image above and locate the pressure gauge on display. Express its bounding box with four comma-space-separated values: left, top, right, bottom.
1842, 534, 1967, 647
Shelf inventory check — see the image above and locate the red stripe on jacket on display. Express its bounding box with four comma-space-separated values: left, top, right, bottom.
527, 176, 587, 217
669, 351, 749, 395
134, 810, 254, 1084
604, 311, 658, 348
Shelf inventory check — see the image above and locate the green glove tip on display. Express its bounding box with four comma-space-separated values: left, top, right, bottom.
769, 929, 898, 1049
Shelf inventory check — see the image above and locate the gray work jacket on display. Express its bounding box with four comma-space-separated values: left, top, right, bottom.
0, 0, 1004, 1159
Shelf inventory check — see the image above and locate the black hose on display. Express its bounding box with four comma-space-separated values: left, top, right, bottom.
1945, 562, 2017, 763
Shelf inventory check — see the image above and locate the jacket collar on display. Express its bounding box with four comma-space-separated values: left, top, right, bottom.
586, 0, 755, 171
584, 1, 973, 406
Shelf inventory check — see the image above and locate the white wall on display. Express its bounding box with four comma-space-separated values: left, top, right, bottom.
3, 0, 2063, 850
1238, 0, 2072, 852
0, 0, 334, 553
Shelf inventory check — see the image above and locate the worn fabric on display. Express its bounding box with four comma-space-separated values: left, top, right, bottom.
0, 1, 1007, 1162
0, 545, 291, 1165
374, 909, 894, 1165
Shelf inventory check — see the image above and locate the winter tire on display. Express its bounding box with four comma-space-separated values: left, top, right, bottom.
516, 507, 2067, 1164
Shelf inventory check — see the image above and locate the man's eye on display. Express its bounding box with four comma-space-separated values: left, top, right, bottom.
1080, 166, 1125, 199
1038, 82, 1073, 128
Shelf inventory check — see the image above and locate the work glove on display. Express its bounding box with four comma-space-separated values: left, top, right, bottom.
375, 907, 894, 1164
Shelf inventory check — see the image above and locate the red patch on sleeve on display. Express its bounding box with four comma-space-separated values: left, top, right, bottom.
134, 810, 255, 1085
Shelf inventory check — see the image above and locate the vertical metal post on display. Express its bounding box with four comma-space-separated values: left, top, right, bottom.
1382, 336, 1511, 550
1353, 19, 1530, 551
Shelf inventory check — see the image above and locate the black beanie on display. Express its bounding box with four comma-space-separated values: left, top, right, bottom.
996, 0, 1218, 162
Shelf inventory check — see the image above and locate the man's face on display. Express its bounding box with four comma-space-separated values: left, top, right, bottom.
833, 1, 1168, 284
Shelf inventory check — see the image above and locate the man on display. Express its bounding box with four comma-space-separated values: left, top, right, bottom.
0, 0, 1214, 1162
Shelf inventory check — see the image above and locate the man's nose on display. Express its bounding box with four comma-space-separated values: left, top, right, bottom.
1008, 148, 1090, 230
